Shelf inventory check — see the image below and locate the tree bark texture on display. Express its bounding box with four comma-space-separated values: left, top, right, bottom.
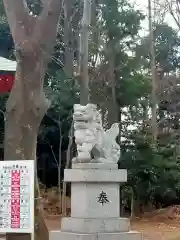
79, 0, 91, 105
109, 56, 119, 124
148, 0, 158, 145
2, 0, 62, 239
64, 0, 74, 77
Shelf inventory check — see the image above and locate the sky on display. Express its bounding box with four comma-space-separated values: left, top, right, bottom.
131, 0, 177, 36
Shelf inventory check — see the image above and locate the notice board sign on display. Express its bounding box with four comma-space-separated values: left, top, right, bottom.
0, 160, 34, 234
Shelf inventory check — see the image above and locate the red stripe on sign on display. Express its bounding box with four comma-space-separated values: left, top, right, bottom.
11, 170, 20, 228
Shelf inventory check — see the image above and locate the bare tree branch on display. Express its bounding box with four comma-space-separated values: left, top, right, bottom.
166, 0, 180, 29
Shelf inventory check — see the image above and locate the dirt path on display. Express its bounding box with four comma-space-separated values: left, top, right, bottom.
131, 219, 180, 240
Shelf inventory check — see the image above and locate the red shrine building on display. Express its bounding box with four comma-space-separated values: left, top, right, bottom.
0, 57, 16, 93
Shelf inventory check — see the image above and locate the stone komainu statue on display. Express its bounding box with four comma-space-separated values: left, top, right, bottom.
73, 104, 120, 164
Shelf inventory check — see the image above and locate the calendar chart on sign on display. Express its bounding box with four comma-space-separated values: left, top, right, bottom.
0, 160, 34, 233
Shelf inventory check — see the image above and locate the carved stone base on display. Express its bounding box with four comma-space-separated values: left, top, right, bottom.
72, 163, 118, 169
64, 164, 126, 218
61, 217, 130, 233
49, 231, 142, 240
49, 163, 142, 240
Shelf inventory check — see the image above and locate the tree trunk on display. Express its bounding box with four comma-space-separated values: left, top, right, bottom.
110, 57, 118, 123
130, 187, 135, 219
79, 0, 91, 105
58, 128, 63, 213
148, 0, 158, 146
64, 0, 74, 77
107, 54, 119, 127
3, 0, 62, 239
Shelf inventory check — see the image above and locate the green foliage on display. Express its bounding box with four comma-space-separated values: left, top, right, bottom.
136, 23, 180, 72
45, 69, 79, 119
0, 0, 14, 59
26, 0, 42, 15
41, 0, 180, 208
1, 0, 180, 211
0, 0, 5, 15
154, 24, 180, 72
90, 0, 146, 110
120, 126, 180, 206
0, 17, 14, 58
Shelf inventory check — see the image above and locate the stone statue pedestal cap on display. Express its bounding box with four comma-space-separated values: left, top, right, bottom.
49, 163, 142, 240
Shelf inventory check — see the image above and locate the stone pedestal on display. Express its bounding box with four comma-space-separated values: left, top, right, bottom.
49, 163, 142, 240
